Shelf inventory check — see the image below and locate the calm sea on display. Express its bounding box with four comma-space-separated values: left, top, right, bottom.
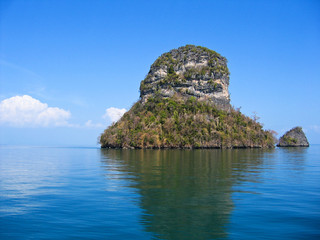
0, 146, 319, 239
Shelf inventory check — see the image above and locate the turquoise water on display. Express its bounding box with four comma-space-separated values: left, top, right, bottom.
0, 146, 319, 239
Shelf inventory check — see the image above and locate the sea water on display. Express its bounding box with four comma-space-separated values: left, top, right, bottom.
0, 146, 319, 239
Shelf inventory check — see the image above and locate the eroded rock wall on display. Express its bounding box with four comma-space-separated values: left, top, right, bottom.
139, 45, 231, 110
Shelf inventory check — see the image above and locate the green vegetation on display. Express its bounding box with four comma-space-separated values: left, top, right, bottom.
153, 52, 177, 67
160, 65, 180, 86
100, 95, 275, 149
185, 45, 221, 59
282, 136, 298, 145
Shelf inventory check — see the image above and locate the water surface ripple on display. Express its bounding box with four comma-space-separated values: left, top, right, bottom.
0, 146, 319, 239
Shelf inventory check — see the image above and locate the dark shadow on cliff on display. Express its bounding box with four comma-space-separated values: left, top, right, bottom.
99, 149, 274, 240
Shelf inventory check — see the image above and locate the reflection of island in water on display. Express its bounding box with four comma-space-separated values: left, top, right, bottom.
100, 149, 271, 239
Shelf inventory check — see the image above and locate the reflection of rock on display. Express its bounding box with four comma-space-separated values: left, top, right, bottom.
100, 149, 268, 240
277, 127, 309, 147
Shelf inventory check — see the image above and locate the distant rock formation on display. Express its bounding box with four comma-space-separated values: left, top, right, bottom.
277, 127, 309, 147
140, 45, 231, 110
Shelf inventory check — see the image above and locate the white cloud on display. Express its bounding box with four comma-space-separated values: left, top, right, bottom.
103, 107, 127, 123
85, 120, 104, 128
0, 95, 71, 127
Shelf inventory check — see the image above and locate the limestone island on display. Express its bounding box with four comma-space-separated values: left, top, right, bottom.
100, 45, 275, 149
277, 127, 309, 147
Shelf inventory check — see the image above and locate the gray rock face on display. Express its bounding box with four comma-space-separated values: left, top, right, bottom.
277, 127, 309, 147
139, 45, 231, 110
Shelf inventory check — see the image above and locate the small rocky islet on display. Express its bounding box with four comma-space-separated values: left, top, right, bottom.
277, 127, 309, 147
100, 45, 308, 149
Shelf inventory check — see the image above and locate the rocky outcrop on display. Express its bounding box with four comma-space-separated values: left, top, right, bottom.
100, 45, 276, 149
277, 127, 309, 147
100, 96, 275, 149
139, 45, 230, 110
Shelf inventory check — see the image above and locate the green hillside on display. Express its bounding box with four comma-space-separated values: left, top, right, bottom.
100, 94, 275, 149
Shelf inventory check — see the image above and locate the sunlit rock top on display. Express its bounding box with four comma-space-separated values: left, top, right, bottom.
139, 45, 230, 110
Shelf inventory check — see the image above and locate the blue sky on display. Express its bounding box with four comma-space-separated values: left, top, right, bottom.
0, 0, 319, 146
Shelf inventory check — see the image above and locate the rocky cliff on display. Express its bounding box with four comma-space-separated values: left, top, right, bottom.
100, 45, 275, 149
140, 45, 230, 110
277, 127, 309, 147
